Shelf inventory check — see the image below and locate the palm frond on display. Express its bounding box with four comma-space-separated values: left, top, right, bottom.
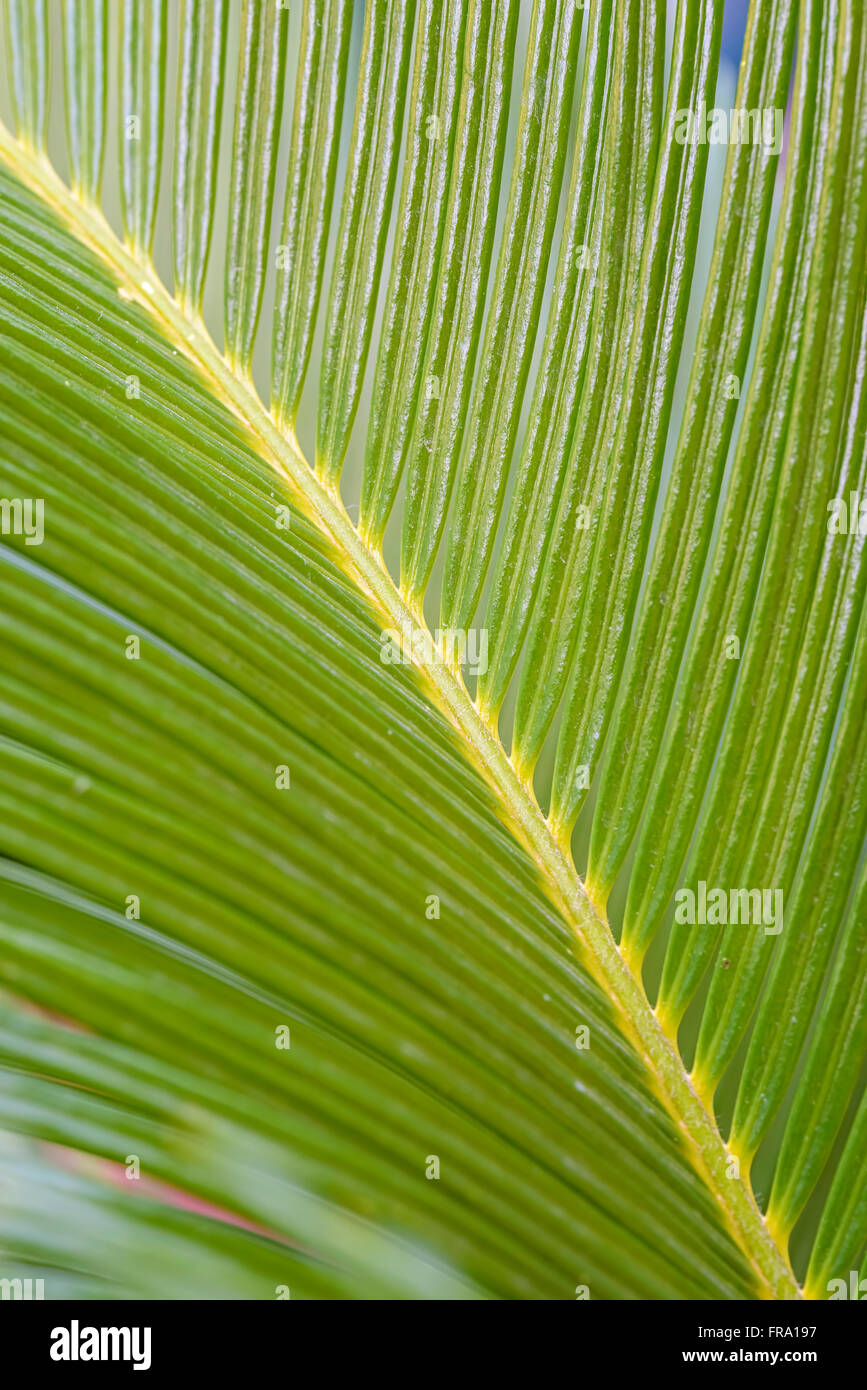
0, 0, 864, 1300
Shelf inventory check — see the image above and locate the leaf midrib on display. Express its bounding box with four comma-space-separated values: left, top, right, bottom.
0, 125, 801, 1301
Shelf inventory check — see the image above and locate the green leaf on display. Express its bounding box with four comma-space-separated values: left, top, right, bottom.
224, 0, 289, 373
2, 0, 48, 148
359, 0, 466, 544
63, 0, 108, 199
316, 0, 417, 480
505, 0, 664, 777
399, 0, 518, 605
440, 0, 584, 632
271, 0, 353, 430
477, 0, 614, 721
0, 0, 865, 1302
587, 0, 799, 895
172, 0, 228, 314
119, 0, 167, 257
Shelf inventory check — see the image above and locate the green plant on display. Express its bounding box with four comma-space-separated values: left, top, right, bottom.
0, 0, 864, 1300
